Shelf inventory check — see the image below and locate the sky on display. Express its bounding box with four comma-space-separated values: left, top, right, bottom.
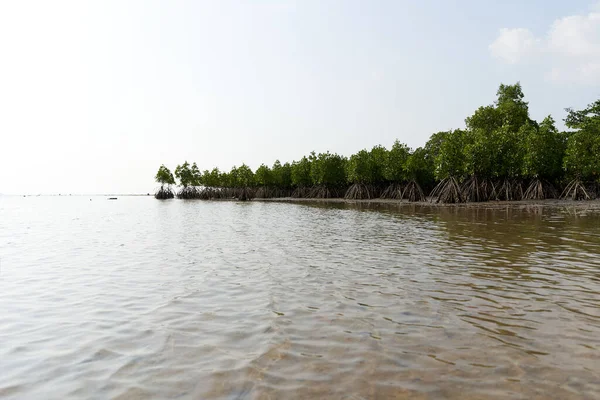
1, 0, 599, 195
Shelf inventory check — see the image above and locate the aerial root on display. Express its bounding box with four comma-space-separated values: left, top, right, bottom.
155, 187, 174, 199
460, 176, 494, 202
309, 185, 333, 198
255, 187, 274, 199
402, 180, 426, 202
291, 187, 310, 198
430, 177, 463, 203
345, 183, 375, 200
523, 178, 557, 200
380, 183, 404, 200
235, 187, 254, 201
560, 179, 591, 200
495, 179, 523, 201
308, 185, 345, 198
176, 186, 201, 199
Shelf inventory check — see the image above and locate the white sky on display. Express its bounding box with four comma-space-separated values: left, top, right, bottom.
1, 0, 599, 194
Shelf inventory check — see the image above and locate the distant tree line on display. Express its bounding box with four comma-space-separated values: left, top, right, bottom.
155, 83, 600, 202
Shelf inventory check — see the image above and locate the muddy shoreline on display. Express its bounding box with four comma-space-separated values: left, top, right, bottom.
252, 196, 600, 210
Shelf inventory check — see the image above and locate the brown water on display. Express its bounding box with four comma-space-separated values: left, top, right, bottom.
1, 197, 600, 399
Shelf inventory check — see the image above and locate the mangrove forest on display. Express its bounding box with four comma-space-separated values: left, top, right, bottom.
154, 83, 600, 203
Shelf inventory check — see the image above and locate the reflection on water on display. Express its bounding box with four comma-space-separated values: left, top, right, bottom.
1, 197, 599, 399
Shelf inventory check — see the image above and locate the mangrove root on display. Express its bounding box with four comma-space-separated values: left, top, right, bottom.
402, 180, 426, 202
291, 187, 310, 198
235, 187, 254, 201
495, 179, 524, 201
380, 183, 404, 200
155, 187, 174, 199
177, 186, 201, 199
345, 183, 375, 200
461, 176, 494, 202
255, 187, 274, 199
430, 177, 463, 203
309, 185, 343, 198
524, 179, 558, 200
560, 180, 591, 200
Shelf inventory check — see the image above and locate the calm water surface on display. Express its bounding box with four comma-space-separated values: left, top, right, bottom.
1, 196, 600, 399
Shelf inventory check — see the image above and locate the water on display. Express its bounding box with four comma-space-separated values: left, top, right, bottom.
1, 196, 600, 399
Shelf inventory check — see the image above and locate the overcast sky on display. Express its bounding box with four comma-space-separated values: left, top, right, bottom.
1, 0, 599, 194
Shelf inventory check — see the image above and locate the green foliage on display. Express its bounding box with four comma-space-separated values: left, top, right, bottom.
201, 167, 222, 187
255, 164, 273, 186
563, 101, 600, 181
233, 164, 255, 187
346, 149, 371, 184
523, 116, 565, 180
272, 160, 292, 188
291, 156, 313, 187
155, 165, 175, 187
564, 133, 600, 180
496, 124, 527, 179
463, 128, 492, 178
310, 152, 347, 186
565, 99, 600, 131
463, 83, 534, 180
464, 104, 503, 179
153, 83, 599, 200
434, 130, 466, 180
424, 131, 449, 160
346, 145, 388, 185
220, 171, 231, 187
464, 125, 526, 180
495, 82, 532, 132
191, 162, 201, 186
383, 140, 410, 183
406, 147, 435, 188
465, 105, 502, 133
174, 161, 194, 187
228, 166, 238, 187
369, 145, 388, 185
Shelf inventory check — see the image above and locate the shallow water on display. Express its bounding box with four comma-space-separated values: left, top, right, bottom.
1, 196, 600, 399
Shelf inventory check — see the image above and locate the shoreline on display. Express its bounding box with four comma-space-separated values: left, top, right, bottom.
13, 194, 600, 211
252, 196, 600, 210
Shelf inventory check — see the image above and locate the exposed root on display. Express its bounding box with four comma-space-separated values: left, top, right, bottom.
380, 183, 404, 199
523, 179, 558, 200
495, 179, 523, 201
345, 183, 375, 200
177, 186, 201, 199
235, 187, 254, 201
284, 189, 294, 197
461, 175, 493, 202
291, 186, 310, 198
255, 187, 274, 199
198, 188, 213, 199
155, 186, 174, 199
309, 185, 333, 198
227, 188, 238, 199
560, 179, 591, 200
270, 188, 291, 198
430, 177, 463, 203
483, 179, 498, 200
401, 180, 426, 202
308, 185, 343, 198
588, 182, 600, 199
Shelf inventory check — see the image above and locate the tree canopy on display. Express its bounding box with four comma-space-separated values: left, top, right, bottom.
155, 165, 175, 187
564, 100, 600, 181
155, 83, 600, 201
310, 152, 347, 187
174, 162, 194, 187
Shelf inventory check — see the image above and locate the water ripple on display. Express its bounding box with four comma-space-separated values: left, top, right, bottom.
1, 197, 600, 399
